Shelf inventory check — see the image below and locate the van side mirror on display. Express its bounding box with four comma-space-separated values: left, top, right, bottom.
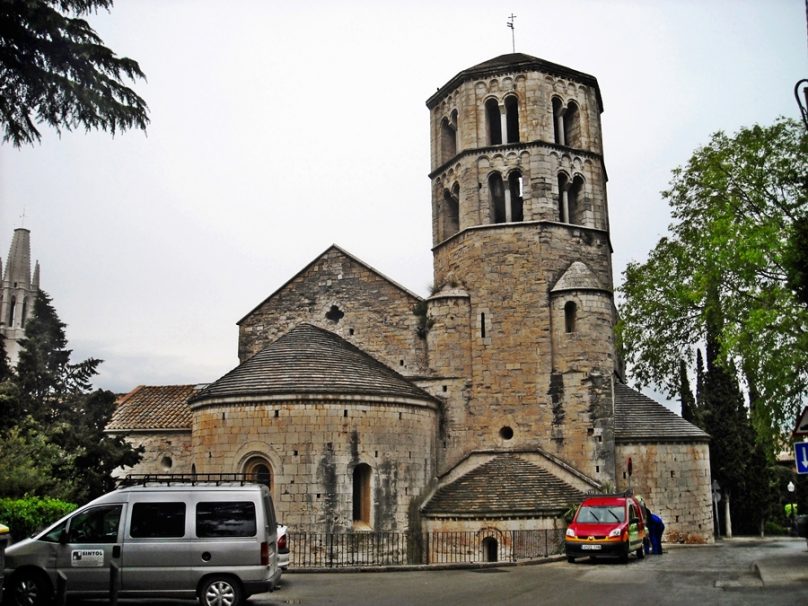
59, 530, 69, 545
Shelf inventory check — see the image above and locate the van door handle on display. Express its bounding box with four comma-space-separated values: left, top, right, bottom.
112, 545, 121, 558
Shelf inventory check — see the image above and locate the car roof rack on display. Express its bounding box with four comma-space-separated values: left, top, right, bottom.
584, 489, 634, 497
117, 473, 263, 487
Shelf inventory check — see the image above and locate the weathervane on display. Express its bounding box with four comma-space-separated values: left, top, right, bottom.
19, 208, 26, 228
507, 13, 517, 53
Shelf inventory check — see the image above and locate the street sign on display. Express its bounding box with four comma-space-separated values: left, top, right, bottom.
795, 441, 808, 475
793, 406, 808, 437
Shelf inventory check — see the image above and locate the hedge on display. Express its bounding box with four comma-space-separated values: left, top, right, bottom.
0, 497, 77, 542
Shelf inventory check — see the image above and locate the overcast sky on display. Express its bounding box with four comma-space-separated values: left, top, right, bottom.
1, 0, 805, 397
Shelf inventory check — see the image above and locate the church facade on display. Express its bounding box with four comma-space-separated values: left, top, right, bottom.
109, 53, 714, 547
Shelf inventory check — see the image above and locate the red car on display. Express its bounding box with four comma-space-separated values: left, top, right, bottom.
565, 493, 646, 563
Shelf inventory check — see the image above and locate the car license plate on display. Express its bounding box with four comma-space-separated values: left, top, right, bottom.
581, 544, 602, 551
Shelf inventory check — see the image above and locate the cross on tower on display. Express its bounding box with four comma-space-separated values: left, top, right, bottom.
506, 13, 517, 53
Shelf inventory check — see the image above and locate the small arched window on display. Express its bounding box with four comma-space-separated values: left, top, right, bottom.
489, 173, 506, 223
552, 97, 565, 145
440, 117, 457, 163
505, 95, 519, 143
352, 463, 372, 526
564, 301, 577, 333
443, 186, 460, 237
508, 171, 524, 222
569, 176, 584, 225
244, 456, 273, 492
564, 101, 581, 148
557, 173, 570, 222
485, 98, 502, 145
8, 296, 15, 327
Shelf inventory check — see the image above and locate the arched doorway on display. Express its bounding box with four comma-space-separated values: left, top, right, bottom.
482, 536, 498, 562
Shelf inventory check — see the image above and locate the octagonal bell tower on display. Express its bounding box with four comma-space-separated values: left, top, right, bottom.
424, 53, 618, 484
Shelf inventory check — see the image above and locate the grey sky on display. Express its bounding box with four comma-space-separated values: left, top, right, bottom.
1, 0, 805, 397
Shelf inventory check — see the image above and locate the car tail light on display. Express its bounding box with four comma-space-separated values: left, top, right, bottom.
261, 541, 270, 566
278, 533, 287, 550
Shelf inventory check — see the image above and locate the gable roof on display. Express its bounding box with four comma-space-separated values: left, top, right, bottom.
237, 244, 422, 325
427, 52, 603, 111
422, 454, 586, 516
190, 323, 438, 406
613, 382, 709, 442
107, 385, 197, 431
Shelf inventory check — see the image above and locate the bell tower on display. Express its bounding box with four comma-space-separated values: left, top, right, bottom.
0, 228, 40, 366
425, 53, 618, 483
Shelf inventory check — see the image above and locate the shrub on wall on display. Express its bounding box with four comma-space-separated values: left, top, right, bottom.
0, 497, 77, 542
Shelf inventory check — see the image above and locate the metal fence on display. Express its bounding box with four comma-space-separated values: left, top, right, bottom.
288, 528, 565, 568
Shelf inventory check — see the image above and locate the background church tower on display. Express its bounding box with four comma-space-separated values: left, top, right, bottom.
424, 53, 618, 484
0, 228, 40, 366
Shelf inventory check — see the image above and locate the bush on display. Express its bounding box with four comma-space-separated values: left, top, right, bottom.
0, 496, 77, 542
763, 520, 788, 536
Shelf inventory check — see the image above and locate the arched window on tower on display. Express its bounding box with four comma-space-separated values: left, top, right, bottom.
564, 301, 577, 333
8, 296, 15, 327
485, 98, 502, 146
352, 463, 372, 527
557, 173, 570, 222
568, 176, 584, 225
21, 298, 27, 326
552, 97, 565, 145
505, 95, 520, 143
508, 171, 524, 222
564, 101, 581, 148
440, 116, 457, 164
443, 185, 460, 237
489, 173, 506, 223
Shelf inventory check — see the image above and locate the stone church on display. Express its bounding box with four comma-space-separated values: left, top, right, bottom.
109, 53, 714, 546
0, 228, 40, 367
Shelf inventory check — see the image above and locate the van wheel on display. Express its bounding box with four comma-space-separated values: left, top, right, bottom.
566, 555, 575, 563
636, 546, 645, 559
199, 575, 243, 606
9, 570, 52, 606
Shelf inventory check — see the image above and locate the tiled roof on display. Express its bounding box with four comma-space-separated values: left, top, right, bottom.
427, 53, 602, 111
191, 323, 438, 405
422, 455, 586, 515
551, 261, 607, 293
107, 385, 196, 431
614, 382, 709, 442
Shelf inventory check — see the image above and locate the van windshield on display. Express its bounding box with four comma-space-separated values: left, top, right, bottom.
576, 505, 625, 523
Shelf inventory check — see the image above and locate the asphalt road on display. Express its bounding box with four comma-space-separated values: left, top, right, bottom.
248, 536, 808, 606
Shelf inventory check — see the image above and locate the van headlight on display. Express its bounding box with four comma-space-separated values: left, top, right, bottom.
566, 528, 575, 537
608, 527, 622, 538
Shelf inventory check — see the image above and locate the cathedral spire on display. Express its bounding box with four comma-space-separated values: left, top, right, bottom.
1, 227, 40, 366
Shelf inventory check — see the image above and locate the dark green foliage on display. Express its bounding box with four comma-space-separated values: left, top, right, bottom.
785, 216, 808, 307
0, 336, 11, 382
0, 496, 77, 542
679, 358, 697, 423
618, 118, 808, 450
0, 0, 149, 146
0, 290, 141, 502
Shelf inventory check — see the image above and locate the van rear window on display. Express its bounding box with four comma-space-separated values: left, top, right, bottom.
197, 501, 256, 538
130, 502, 186, 538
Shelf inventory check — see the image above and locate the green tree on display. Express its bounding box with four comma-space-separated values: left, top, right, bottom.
0, 0, 148, 146
678, 358, 697, 423
618, 117, 808, 450
0, 290, 141, 501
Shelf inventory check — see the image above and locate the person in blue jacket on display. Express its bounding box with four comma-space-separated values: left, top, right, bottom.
647, 511, 665, 554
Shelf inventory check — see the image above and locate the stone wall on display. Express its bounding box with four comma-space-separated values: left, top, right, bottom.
429, 222, 616, 481
190, 398, 438, 533
615, 441, 714, 544
238, 246, 428, 376
113, 431, 193, 477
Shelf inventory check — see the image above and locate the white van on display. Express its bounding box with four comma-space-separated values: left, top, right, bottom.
2, 475, 282, 606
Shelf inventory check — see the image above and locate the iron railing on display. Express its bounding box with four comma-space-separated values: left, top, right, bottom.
287, 528, 565, 568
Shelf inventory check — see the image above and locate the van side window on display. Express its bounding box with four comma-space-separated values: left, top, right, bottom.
130, 502, 186, 538
67, 505, 123, 543
197, 501, 257, 538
